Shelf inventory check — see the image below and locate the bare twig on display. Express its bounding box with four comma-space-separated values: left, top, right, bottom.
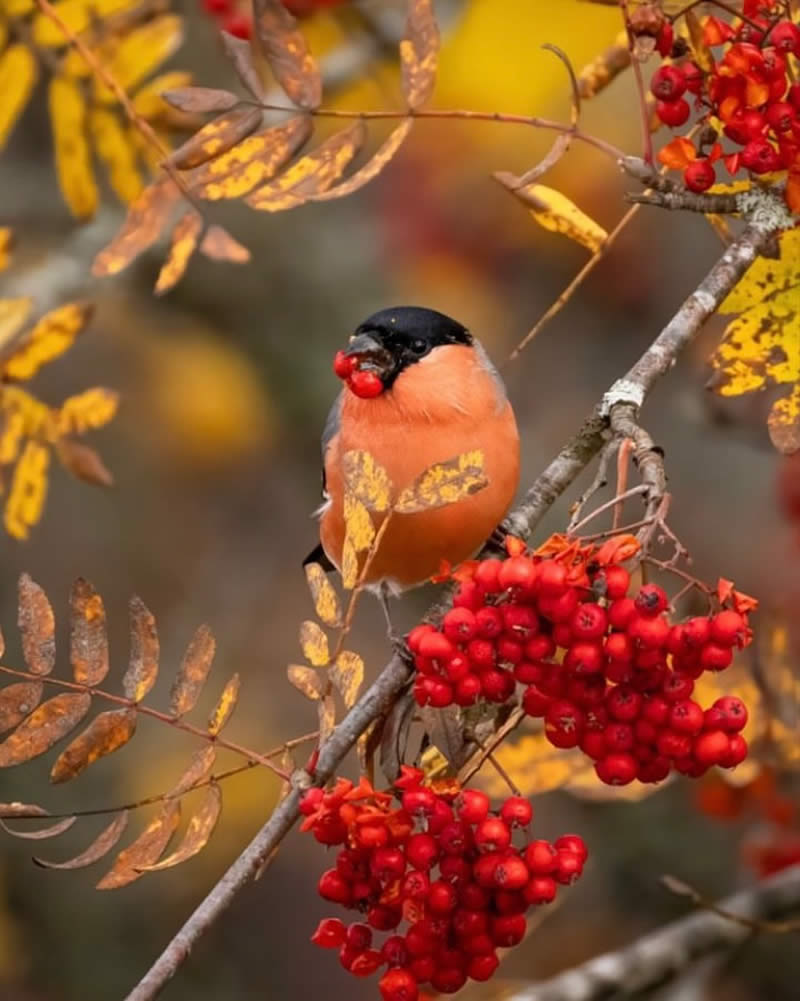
566, 438, 618, 532
661, 873, 800, 934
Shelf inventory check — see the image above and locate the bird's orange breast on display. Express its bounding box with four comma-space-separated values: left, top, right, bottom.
319, 344, 520, 589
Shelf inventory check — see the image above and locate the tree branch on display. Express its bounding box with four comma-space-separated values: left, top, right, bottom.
125, 218, 778, 1001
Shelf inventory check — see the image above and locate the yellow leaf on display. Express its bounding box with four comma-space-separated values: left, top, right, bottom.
312, 120, 413, 202
0, 386, 53, 438
57, 387, 119, 435
343, 491, 375, 553
89, 108, 143, 204
0, 410, 25, 466
395, 449, 488, 514
168, 107, 263, 171
92, 177, 180, 277
5, 440, 49, 540
684, 9, 714, 74
49, 77, 98, 220
304, 562, 342, 627
330, 650, 364, 709
132, 71, 193, 120
719, 230, 800, 314
318, 692, 335, 743
0, 21, 7, 52
2, 302, 93, 382
299, 620, 329, 667
522, 184, 607, 253
341, 537, 359, 591
577, 31, 630, 100
32, 0, 89, 46
154, 212, 202, 295
95, 15, 183, 102
287, 664, 324, 700
342, 449, 393, 512
0, 228, 13, 271
0, 45, 38, 151
0, 298, 33, 353
3, 0, 32, 11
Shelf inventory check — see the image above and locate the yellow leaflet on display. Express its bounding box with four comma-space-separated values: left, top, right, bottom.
0, 45, 38, 150
62, 45, 91, 79
299, 621, 329, 667
2, 302, 93, 382
94, 15, 183, 102
525, 185, 608, 253
132, 71, 192, 120
331, 651, 364, 709
304, 562, 342, 627
154, 212, 202, 295
88, 108, 143, 204
4, 440, 49, 540
343, 491, 375, 553
0, 21, 8, 53
49, 77, 98, 220
0, 228, 12, 271
0, 387, 53, 438
57, 388, 118, 435
0, 410, 25, 465
395, 449, 487, 513
32, 0, 89, 46
341, 537, 358, 590
89, 0, 143, 18
2, 0, 32, 16
0, 298, 33, 351
342, 450, 392, 512
719, 230, 800, 314
128, 125, 171, 174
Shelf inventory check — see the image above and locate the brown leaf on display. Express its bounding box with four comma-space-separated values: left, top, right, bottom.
379, 689, 415, 783
169, 624, 215, 717
17, 574, 55, 676
56, 438, 114, 487
0, 682, 43, 736
399, 0, 440, 110
330, 650, 364, 709
34, 810, 129, 869
304, 562, 342, 627
169, 745, 217, 797
161, 86, 239, 113
168, 107, 263, 170
92, 178, 180, 277
139, 783, 221, 871
246, 123, 366, 211
0, 692, 90, 767
123, 596, 159, 702
96, 801, 180, 889
207, 675, 239, 736
419, 704, 465, 767
312, 119, 412, 201
0, 802, 49, 818
154, 211, 203, 295
70, 578, 109, 686
199, 225, 251, 263
220, 30, 265, 99
0, 815, 76, 839
50, 708, 137, 783
252, 0, 322, 109
318, 691, 335, 743
287, 664, 324, 700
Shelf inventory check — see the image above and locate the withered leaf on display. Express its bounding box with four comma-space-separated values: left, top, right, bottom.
318, 691, 335, 743
379, 689, 415, 783
246, 122, 366, 212
96, 800, 180, 889
287, 664, 324, 700
330, 650, 363, 709
220, 30, 265, 99
252, 0, 322, 109
0, 814, 76, 839
56, 438, 114, 487
139, 783, 221, 871
50, 708, 137, 783
123, 596, 159, 702
0, 802, 49, 818
34, 810, 129, 869
312, 119, 413, 201
169, 624, 215, 717
395, 450, 488, 514
92, 178, 180, 277
299, 620, 329, 667
70, 578, 109, 686
304, 562, 342, 627
17, 573, 55, 676
399, 0, 440, 110
199, 225, 251, 263
169, 745, 217, 797
0, 681, 43, 736
161, 86, 239, 113
207, 675, 239, 736
419, 703, 465, 767
154, 211, 203, 295
0, 692, 90, 767
168, 106, 263, 170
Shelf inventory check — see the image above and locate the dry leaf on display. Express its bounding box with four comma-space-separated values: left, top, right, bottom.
17, 574, 55, 676
161, 86, 239, 113
304, 562, 342, 627
169, 745, 217, 797
299, 620, 329, 667
330, 650, 364, 708
0, 682, 43, 736
93, 178, 180, 277
199, 225, 251, 263
342, 450, 393, 512
252, 0, 322, 109
0, 692, 91, 767
577, 31, 630, 99
154, 211, 203, 295
96, 801, 180, 889
395, 450, 488, 514
220, 30, 265, 99
2, 301, 93, 382
70, 578, 109, 686
50, 708, 137, 783
399, 0, 440, 110
169, 624, 215, 716
34, 811, 129, 870
123, 596, 159, 702
207, 675, 240, 736
168, 106, 262, 170
140, 783, 221, 871
0, 815, 76, 839
312, 120, 413, 201
0, 802, 49, 818
287, 663, 325, 700
56, 439, 114, 487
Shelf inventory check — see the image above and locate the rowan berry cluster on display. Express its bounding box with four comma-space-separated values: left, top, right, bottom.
410, 538, 755, 787
200, 0, 345, 39
301, 770, 586, 1000
638, 1, 800, 209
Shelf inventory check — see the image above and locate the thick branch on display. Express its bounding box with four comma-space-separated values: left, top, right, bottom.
126, 220, 777, 1001
503, 865, 800, 1001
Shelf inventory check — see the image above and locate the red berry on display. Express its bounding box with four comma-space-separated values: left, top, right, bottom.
657, 98, 691, 128
522, 684, 552, 717
721, 733, 748, 768
767, 102, 795, 133
455, 788, 490, 825
700, 643, 733, 672
606, 685, 643, 722
712, 695, 749, 732
768, 20, 800, 55
693, 729, 730, 767
595, 752, 637, 785
498, 555, 537, 593
538, 561, 568, 597
467, 953, 500, 982
680, 61, 704, 95
629, 614, 670, 649
657, 730, 692, 759
454, 674, 482, 707
524, 839, 557, 874
684, 617, 711, 647
467, 639, 495, 671
408, 624, 436, 653
606, 631, 634, 662
741, 138, 780, 174
223, 12, 252, 38
475, 817, 512, 853
490, 854, 530, 890
348, 369, 384, 398
656, 21, 674, 57
523, 875, 557, 905
643, 694, 670, 726
431, 967, 467, 993
650, 65, 687, 101
554, 834, 588, 861
545, 699, 586, 748
662, 672, 694, 701
604, 722, 634, 752
406, 833, 438, 870
500, 796, 533, 828
490, 912, 526, 947
684, 159, 716, 192
311, 917, 346, 948
635, 584, 669, 617
555, 851, 584, 885
379, 968, 419, 1001
476, 606, 504, 639
473, 559, 502, 592
318, 869, 352, 905
333, 349, 354, 379
597, 565, 630, 600
564, 641, 604, 675
427, 879, 458, 915
669, 699, 705, 735
442, 607, 477, 642
709, 610, 748, 648
570, 603, 608, 641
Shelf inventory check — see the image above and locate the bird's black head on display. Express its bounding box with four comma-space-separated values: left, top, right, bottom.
335, 306, 473, 397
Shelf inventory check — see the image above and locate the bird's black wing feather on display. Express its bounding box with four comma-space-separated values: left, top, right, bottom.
303, 543, 335, 571
302, 391, 343, 572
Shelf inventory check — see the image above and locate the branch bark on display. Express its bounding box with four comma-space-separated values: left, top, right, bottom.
125, 218, 777, 1001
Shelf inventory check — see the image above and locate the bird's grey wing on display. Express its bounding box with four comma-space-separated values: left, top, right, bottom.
320, 390, 343, 501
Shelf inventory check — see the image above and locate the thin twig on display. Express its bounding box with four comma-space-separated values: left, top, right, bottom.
568, 485, 649, 537
613, 438, 634, 530
566, 438, 618, 533
619, 0, 654, 164
662, 873, 800, 934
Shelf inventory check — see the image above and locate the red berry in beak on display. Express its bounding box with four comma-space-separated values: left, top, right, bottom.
348, 370, 384, 398
333, 350, 354, 380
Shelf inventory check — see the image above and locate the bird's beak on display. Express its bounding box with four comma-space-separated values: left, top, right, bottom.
343, 332, 394, 378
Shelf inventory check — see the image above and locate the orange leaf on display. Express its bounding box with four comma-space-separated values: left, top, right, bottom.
0, 692, 91, 767
594, 534, 640, 566
96, 801, 180, 889
657, 136, 697, 169
505, 535, 526, 557
169, 624, 215, 716
70, 577, 109, 686
786, 171, 800, 215
0, 681, 43, 736
50, 707, 137, 783
17, 574, 55, 676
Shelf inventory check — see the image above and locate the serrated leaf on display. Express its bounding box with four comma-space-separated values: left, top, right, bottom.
246, 123, 366, 212
207, 675, 240, 736
399, 0, 439, 110
161, 87, 239, 114
169, 624, 215, 716
395, 450, 488, 514
0, 45, 38, 151
169, 745, 217, 797
17, 574, 55, 676
154, 212, 203, 295
0, 682, 43, 736
168, 106, 262, 170
304, 562, 342, 627
298, 620, 329, 667
140, 783, 221, 871
191, 116, 312, 201
95, 15, 183, 101
50, 708, 136, 783
93, 177, 181, 277
498, 179, 607, 253
49, 77, 98, 220
312, 120, 413, 201
252, 0, 322, 109
89, 108, 143, 205
330, 650, 363, 709
123, 596, 159, 702
0, 815, 76, 839
34, 810, 129, 869
0, 692, 91, 767
287, 663, 324, 700
70, 578, 109, 686
219, 30, 265, 99
342, 450, 392, 512
4, 439, 49, 540
2, 301, 93, 382
0, 297, 32, 353
199, 225, 250, 263
57, 387, 119, 435
56, 438, 114, 487
96, 801, 180, 889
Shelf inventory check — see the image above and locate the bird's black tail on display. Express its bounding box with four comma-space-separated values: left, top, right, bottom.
303, 543, 335, 572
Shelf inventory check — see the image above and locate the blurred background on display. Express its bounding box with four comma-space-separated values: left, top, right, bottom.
0, 1, 798, 999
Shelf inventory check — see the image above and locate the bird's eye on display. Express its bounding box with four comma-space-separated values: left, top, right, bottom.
410, 339, 428, 356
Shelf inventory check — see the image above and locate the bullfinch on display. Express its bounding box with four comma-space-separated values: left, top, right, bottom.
305, 306, 520, 607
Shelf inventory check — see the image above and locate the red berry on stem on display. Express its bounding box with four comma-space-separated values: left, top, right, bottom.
650, 65, 687, 101
684, 159, 716, 192
657, 98, 691, 128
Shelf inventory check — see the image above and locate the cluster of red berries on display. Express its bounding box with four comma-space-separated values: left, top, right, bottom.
301, 769, 587, 1000
333, 349, 385, 398
409, 538, 755, 787
200, 0, 346, 40
640, 1, 800, 209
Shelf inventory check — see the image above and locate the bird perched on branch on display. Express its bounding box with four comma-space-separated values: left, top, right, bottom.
305, 306, 519, 617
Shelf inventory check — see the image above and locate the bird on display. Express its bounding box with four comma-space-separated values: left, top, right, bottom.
304, 306, 520, 625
